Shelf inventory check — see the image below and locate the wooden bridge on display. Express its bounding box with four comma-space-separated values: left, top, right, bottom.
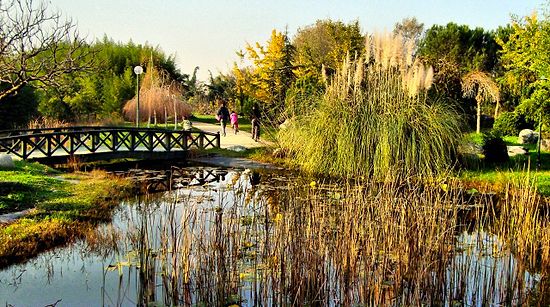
0, 126, 220, 164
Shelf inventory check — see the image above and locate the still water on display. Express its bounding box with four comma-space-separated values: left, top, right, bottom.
0, 166, 545, 306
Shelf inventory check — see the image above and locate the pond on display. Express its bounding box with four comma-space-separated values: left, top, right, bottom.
0, 166, 547, 306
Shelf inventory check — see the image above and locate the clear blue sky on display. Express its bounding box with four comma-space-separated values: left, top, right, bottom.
50, 0, 546, 81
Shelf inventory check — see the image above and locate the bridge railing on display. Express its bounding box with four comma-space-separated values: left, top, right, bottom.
0, 127, 220, 160
0, 126, 113, 138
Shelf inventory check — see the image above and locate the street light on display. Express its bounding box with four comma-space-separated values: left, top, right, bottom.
134, 65, 144, 127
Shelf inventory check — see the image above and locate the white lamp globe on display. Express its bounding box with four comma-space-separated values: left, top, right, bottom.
134, 65, 143, 75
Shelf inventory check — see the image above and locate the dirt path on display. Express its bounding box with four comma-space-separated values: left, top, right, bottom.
191, 121, 272, 149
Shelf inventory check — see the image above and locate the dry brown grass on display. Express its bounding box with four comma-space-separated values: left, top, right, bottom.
123, 66, 192, 124
26, 117, 69, 129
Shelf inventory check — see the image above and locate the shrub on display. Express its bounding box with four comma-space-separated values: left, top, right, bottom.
493, 111, 533, 136
482, 132, 509, 165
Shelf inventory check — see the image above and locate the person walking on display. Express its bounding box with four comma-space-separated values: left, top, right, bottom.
216, 101, 230, 137
230, 110, 239, 134
251, 103, 261, 142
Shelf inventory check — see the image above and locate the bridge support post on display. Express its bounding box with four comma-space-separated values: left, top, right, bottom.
22, 136, 27, 159
184, 132, 189, 150
130, 131, 136, 151
165, 132, 171, 152
91, 132, 98, 152
47, 135, 52, 156
148, 132, 153, 151
69, 134, 74, 155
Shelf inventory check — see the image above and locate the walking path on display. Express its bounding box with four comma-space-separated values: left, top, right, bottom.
191, 121, 271, 150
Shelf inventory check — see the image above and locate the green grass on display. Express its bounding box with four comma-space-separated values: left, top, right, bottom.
0, 163, 132, 219
0, 161, 66, 214
461, 132, 550, 195
0, 160, 134, 267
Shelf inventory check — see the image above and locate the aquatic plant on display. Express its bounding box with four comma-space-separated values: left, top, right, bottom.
109, 171, 548, 306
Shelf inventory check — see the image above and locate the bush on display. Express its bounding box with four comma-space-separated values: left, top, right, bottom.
493, 111, 533, 136
482, 132, 509, 165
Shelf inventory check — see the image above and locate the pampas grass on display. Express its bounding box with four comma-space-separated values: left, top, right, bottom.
278, 33, 462, 180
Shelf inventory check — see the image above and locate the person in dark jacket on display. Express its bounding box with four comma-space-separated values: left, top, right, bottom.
216, 101, 230, 136
251, 103, 261, 141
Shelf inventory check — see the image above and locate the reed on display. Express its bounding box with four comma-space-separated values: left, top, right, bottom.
278, 33, 462, 180
106, 170, 548, 306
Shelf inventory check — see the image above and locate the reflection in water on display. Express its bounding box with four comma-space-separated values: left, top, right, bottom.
0, 167, 547, 306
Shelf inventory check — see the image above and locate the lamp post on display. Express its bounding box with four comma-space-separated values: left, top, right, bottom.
134, 65, 144, 127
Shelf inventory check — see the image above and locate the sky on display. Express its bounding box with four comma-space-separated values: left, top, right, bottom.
50, 0, 546, 81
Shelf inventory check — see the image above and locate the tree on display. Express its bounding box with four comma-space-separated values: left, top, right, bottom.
123, 63, 191, 125
497, 13, 550, 124
0, 0, 92, 102
234, 29, 295, 119
393, 17, 424, 44
293, 19, 364, 80
0, 85, 37, 129
462, 71, 500, 133
37, 38, 186, 121
206, 72, 236, 106
418, 23, 498, 98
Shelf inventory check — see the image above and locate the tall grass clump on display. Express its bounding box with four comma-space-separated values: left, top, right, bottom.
278, 33, 462, 180
123, 65, 192, 125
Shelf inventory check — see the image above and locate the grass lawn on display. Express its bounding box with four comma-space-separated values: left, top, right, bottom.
0, 161, 133, 267
461, 132, 550, 195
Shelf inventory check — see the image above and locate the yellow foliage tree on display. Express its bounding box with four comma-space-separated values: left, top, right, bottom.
233, 29, 294, 118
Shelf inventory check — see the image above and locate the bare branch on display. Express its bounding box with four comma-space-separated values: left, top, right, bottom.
0, 0, 93, 102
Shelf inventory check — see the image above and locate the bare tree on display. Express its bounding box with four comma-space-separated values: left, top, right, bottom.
0, 0, 92, 102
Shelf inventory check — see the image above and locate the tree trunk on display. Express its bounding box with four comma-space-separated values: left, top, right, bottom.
494, 100, 500, 119
476, 100, 481, 134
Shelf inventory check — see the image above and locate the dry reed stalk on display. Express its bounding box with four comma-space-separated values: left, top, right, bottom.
108, 170, 547, 306
27, 117, 69, 129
